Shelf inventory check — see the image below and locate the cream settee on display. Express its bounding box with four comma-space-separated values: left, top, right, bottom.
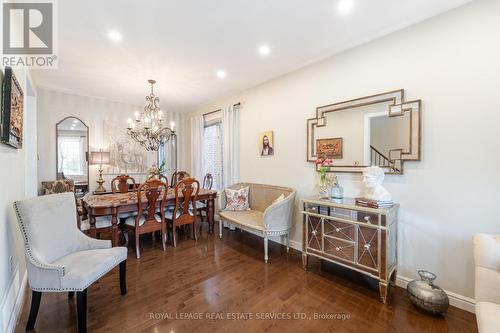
219, 183, 296, 263
473, 234, 500, 333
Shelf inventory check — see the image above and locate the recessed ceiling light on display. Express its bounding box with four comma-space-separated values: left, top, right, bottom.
337, 0, 354, 15
258, 45, 270, 56
107, 30, 122, 42
216, 70, 226, 79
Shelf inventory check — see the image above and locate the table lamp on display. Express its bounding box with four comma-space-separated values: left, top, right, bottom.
90, 150, 110, 193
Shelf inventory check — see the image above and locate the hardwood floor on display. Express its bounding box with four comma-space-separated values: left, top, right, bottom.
16, 225, 477, 333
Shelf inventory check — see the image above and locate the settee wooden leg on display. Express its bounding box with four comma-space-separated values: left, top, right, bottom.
219, 220, 223, 239
119, 260, 127, 295
68, 291, 75, 299
286, 234, 290, 253
76, 289, 87, 333
264, 236, 269, 263
26, 290, 42, 331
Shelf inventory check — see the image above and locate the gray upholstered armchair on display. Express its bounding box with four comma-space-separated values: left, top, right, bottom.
219, 183, 296, 262
14, 192, 128, 333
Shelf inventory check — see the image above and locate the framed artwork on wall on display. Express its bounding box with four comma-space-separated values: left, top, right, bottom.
1, 67, 24, 149
316, 137, 343, 159
259, 130, 274, 157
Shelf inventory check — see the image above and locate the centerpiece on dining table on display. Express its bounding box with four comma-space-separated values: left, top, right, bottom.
147, 161, 166, 180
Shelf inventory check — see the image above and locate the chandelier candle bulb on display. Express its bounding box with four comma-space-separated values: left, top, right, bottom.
126, 79, 176, 151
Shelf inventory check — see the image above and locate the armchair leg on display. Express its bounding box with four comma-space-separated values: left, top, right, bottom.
172, 225, 177, 247
219, 219, 223, 239
26, 290, 42, 331
286, 234, 290, 253
76, 289, 87, 333
68, 291, 75, 299
264, 236, 269, 263
119, 260, 127, 295
135, 232, 141, 259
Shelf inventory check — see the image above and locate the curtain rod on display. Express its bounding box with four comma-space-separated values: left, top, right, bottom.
202, 102, 241, 117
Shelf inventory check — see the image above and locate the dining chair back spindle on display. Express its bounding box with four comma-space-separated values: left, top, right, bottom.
111, 175, 137, 193
167, 177, 199, 247
123, 178, 168, 258
170, 171, 190, 188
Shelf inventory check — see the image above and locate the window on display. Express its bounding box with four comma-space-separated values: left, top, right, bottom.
158, 134, 177, 181
57, 136, 85, 176
203, 115, 223, 190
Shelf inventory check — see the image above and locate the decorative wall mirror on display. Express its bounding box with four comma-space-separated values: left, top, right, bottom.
307, 90, 421, 174
56, 117, 89, 194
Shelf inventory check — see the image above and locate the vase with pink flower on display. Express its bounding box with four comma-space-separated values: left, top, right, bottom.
315, 157, 334, 198
147, 161, 166, 179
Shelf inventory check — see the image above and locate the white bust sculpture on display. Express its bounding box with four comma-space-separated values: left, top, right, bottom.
362, 166, 392, 201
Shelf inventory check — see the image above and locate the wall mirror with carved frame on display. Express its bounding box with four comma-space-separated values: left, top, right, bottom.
307, 90, 421, 174
56, 117, 89, 194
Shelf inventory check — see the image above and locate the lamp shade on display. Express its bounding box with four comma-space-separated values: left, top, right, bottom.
89, 151, 110, 165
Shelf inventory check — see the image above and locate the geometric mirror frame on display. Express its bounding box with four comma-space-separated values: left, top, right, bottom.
307, 89, 421, 174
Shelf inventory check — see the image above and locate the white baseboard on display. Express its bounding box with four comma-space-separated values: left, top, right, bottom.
0, 267, 27, 333
395, 275, 475, 313
288, 239, 302, 251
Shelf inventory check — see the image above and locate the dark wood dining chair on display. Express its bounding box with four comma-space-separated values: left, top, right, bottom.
170, 170, 190, 188
111, 174, 137, 193
166, 177, 199, 247
198, 173, 213, 232
122, 178, 168, 258
111, 175, 138, 224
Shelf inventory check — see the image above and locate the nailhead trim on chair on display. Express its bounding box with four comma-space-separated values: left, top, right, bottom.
14, 201, 66, 276
265, 229, 291, 236
30, 258, 127, 292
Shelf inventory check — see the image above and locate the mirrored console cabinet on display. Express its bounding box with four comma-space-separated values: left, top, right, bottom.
301, 197, 398, 303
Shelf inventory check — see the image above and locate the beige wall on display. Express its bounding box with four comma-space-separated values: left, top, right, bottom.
193, 0, 500, 301
37, 89, 189, 192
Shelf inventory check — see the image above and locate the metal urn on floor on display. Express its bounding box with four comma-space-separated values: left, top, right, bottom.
407, 270, 449, 315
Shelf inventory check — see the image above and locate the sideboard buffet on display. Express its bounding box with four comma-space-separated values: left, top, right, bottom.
301, 197, 399, 303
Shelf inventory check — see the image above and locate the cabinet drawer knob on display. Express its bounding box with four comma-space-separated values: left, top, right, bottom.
364, 216, 371, 224
335, 247, 340, 252
364, 243, 371, 250
335, 228, 340, 232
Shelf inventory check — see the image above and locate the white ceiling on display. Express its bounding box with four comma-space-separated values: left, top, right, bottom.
32, 0, 471, 112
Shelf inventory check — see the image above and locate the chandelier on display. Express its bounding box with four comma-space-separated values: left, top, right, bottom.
126, 79, 175, 151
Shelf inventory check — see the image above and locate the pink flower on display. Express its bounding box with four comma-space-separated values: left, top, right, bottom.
323, 159, 334, 166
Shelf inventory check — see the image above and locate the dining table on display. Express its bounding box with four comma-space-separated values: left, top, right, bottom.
82, 188, 218, 246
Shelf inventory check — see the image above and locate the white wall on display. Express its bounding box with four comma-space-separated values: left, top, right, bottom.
0, 67, 35, 332
193, 0, 500, 301
37, 89, 189, 192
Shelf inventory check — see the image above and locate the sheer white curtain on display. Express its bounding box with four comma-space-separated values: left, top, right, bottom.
190, 115, 205, 181
222, 104, 240, 188
222, 104, 240, 230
